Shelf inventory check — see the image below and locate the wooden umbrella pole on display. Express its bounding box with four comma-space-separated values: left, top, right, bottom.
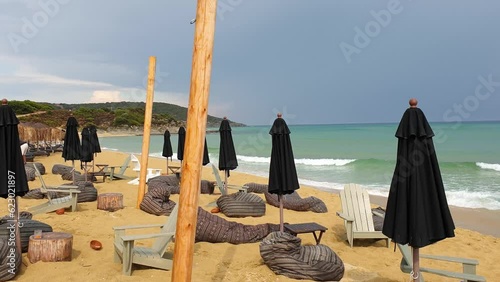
166, 158, 169, 175
72, 160, 75, 185
172, 0, 217, 280
14, 199, 22, 259
136, 56, 156, 208
224, 171, 228, 191
412, 247, 420, 281
279, 194, 284, 232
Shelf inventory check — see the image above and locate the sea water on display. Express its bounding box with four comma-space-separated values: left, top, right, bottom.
99, 122, 500, 210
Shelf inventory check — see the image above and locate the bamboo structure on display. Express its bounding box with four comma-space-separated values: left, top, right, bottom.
136, 56, 156, 208
172, 0, 218, 280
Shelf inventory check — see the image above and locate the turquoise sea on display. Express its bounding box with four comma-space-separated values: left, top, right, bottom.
99, 122, 500, 210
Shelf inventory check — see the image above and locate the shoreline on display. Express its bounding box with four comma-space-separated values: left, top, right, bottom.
2, 150, 497, 281
116, 148, 500, 238
314, 184, 500, 238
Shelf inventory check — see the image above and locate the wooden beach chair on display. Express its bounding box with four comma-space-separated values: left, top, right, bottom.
28, 165, 80, 215
113, 204, 178, 275
104, 154, 132, 181
397, 244, 486, 282
127, 154, 162, 185
211, 163, 247, 195
336, 183, 390, 248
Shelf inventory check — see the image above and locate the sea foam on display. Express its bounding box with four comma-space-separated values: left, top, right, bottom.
476, 162, 500, 172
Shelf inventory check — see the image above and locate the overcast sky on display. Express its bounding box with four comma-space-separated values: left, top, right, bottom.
1, 0, 499, 125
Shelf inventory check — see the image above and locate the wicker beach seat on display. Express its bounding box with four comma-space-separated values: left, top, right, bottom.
196, 207, 280, 244
0, 219, 53, 252
25, 162, 46, 175
22, 188, 45, 199
216, 192, 266, 217
260, 231, 344, 281
24, 166, 36, 181
0, 238, 21, 281
139, 186, 176, 216
243, 182, 268, 194
52, 164, 74, 175
147, 175, 179, 186
147, 176, 215, 195
264, 191, 328, 213
65, 181, 98, 202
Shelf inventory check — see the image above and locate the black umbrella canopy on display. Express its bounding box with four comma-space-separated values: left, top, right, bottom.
89, 125, 101, 154
177, 126, 186, 161
62, 116, 81, 161
268, 114, 300, 195
80, 127, 93, 163
0, 102, 29, 198
382, 99, 455, 248
162, 129, 173, 158
218, 117, 238, 173
202, 138, 210, 166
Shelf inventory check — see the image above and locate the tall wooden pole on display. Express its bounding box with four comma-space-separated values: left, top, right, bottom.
172, 0, 217, 280
136, 56, 156, 208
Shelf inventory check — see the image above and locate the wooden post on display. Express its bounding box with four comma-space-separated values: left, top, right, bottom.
172, 0, 217, 281
136, 56, 156, 208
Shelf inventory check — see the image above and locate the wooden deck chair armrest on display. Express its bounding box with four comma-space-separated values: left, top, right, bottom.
336, 211, 354, 222
113, 223, 165, 231
45, 188, 81, 193
120, 232, 175, 242
420, 254, 480, 265
226, 184, 247, 191
106, 165, 128, 170
58, 185, 79, 189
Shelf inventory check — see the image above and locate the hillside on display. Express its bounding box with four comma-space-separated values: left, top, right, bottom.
11, 100, 245, 133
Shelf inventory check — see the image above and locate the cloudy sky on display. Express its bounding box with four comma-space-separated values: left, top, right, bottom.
1, 0, 499, 125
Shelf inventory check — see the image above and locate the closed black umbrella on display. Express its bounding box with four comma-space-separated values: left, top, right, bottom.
89, 125, 101, 154
88, 125, 101, 176
382, 99, 455, 281
268, 114, 299, 231
80, 127, 93, 181
162, 129, 173, 173
62, 116, 81, 184
0, 99, 29, 278
218, 117, 238, 189
177, 126, 186, 164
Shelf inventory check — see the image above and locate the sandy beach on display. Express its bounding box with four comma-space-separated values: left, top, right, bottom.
1, 150, 498, 282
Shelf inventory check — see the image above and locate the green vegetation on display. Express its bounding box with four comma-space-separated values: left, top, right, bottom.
11, 100, 245, 130
8, 100, 55, 115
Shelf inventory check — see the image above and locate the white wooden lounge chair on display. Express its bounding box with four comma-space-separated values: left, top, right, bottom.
336, 183, 390, 248
211, 163, 247, 195
128, 154, 162, 185
104, 154, 132, 181
398, 244, 486, 282
28, 165, 80, 215
113, 204, 178, 275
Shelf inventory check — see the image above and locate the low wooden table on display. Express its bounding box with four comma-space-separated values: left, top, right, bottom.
167, 165, 181, 175
89, 164, 108, 182
284, 222, 328, 245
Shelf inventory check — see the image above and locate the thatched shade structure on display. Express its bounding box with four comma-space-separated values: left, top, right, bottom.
18, 122, 64, 144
